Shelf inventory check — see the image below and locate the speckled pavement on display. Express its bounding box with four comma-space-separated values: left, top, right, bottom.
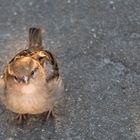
0, 0, 140, 140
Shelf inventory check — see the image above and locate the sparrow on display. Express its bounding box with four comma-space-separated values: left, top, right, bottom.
0, 28, 64, 123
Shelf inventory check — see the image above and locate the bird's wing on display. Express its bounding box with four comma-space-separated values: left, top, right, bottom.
43, 50, 59, 81
31, 50, 59, 81
46, 76, 64, 103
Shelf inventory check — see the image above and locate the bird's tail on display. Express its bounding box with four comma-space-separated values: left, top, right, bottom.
29, 27, 43, 51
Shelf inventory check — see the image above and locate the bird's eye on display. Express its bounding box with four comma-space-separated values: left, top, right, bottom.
31, 71, 34, 76
14, 76, 18, 81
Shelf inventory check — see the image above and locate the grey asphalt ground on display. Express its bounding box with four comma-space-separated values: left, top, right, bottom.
0, 0, 140, 140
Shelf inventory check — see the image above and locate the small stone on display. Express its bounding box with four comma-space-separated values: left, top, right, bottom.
107, 86, 110, 90
90, 40, 93, 44
91, 28, 95, 32
13, 12, 17, 16
78, 97, 82, 101
6, 33, 11, 37
83, 51, 87, 54
104, 58, 111, 64
51, 40, 55, 44
29, 2, 33, 6
112, 6, 116, 10
109, 1, 116, 10
109, 1, 114, 4
93, 33, 97, 38
5, 138, 14, 140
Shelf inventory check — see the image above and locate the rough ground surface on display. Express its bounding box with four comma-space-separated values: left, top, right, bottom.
0, 0, 140, 140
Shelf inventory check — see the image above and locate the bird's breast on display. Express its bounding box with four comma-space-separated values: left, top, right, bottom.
21, 83, 36, 95
5, 83, 51, 114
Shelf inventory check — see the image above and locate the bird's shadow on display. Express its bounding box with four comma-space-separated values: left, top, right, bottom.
0, 103, 66, 140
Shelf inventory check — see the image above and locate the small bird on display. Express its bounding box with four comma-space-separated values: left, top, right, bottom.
0, 28, 64, 123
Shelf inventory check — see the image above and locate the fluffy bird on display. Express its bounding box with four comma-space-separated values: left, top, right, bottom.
0, 28, 64, 123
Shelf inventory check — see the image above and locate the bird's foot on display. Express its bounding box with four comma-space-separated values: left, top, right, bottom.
46, 109, 55, 120
41, 109, 55, 122
15, 114, 27, 124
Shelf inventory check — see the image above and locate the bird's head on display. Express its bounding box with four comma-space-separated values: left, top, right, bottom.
5, 56, 45, 85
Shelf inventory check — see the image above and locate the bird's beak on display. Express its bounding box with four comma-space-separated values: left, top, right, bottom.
23, 76, 29, 84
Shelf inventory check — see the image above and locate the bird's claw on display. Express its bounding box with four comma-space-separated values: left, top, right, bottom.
15, 114, 27, 124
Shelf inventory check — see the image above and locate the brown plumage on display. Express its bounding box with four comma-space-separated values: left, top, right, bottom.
0, 28, 64, 123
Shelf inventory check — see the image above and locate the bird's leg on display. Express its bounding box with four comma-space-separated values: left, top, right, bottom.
15, 114, 27, 124
46, 109, 55, 120
41, 109, 55, 122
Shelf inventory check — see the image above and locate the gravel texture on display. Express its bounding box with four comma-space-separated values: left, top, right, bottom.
0, 0, 140, 140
